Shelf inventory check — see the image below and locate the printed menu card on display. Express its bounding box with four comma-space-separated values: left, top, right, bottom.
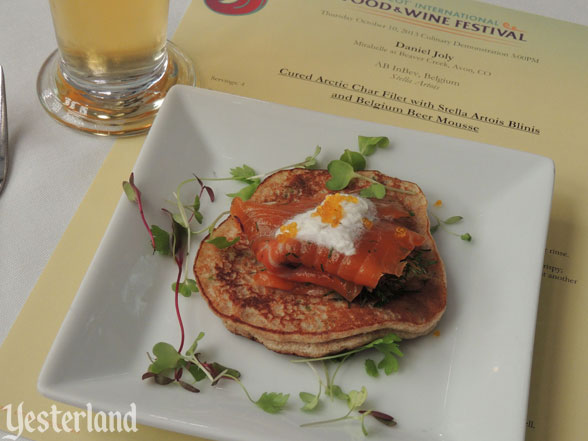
174, 1, 587, 440
1, 1, 585, 441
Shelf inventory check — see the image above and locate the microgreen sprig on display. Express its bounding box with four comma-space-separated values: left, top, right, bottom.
295, 334, 402, 435
171, 178, 202, 289
206, 236, 240, 249
326, 137, 415, 197
123, 173, 221, 355
340, 149, 366, 171
143, 333, 289, 414
300, 385, 395, 435
201, 146, 321, 200
144, 335, 239, 391
298, 360, 347, 413
358, 136, 389, 157
223, 374, 290, 414
299, 362, 323, 411
292, 333, 403, 377
430, 213, 472, 242
300, 386, 368, 430
327, 160, 414, 196
233, 145, 323, 181
122, 173, 156, 250
160, 208, 191, 352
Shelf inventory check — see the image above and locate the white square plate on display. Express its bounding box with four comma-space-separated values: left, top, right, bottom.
38, 86, 554, 441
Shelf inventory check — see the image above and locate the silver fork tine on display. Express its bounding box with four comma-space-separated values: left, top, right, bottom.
0, 65, 8, 194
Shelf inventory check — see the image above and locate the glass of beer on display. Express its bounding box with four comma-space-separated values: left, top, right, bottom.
37, 0, 195, 136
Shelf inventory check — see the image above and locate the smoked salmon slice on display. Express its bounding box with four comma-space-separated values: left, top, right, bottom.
230, 195, 426, 301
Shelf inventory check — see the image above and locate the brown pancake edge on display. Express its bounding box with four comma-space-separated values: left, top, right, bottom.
194, 169, 447, 357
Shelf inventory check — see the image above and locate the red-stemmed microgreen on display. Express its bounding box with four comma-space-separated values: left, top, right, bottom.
172, 179, 196, 287
125, 173, 287, 413
194, 175, 215, 202
123, 173, 222, 356
166, 177, 232, 297
150, 225, 172, 256
358, 410, 397, 427
143, 336, 232, 392
122, 173, 157, 249
143, 333, 289, 414
184, 335, 289, 413
161, 174, 228, 352
161, 208, 190, 353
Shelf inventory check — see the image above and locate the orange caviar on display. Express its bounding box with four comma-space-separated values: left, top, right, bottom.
395, 226, 407, 237
277, 222, 298, 241
362, 218, 373, 229
312, 194, 358, 227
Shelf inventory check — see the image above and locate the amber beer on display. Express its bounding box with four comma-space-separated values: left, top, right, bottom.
39, 0, 194, 135
49, 0, 170, 84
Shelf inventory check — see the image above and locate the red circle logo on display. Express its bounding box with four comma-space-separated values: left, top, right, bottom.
205, 0, 268, 15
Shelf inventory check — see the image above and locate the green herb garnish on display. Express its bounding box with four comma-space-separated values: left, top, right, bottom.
340, 149, 366, 171
430, 212, 473, 242
291, 334, 401, 433
151, 225, 172, 256
202, 146, 321, 200
443, 215, 463, 224
230, 164, 257, 181
253, 392, 290, 414
206, 236, 240, 249
143, 333, 289, 414
326, 135, 415, 197
325, 160, 355, 190
301, 386, 379, 435
359, 183, 386, 199
293, 333, 403, 376
364, 359, 379, 378
326, 159, 414, 195
300, 390, 321, 411
226, 179, 260, 200
460, 232, 472, 241
358, 136, 389, 156
172, 279, 199, 297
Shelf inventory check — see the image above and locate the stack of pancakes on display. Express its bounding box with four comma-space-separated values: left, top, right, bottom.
194, 169, 446, 357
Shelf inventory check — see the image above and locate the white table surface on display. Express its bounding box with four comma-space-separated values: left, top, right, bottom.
0, 0, 586, 439
0, 0, 192, 343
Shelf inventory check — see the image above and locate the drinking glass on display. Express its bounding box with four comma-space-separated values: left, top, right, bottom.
37, 0, 195, 136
